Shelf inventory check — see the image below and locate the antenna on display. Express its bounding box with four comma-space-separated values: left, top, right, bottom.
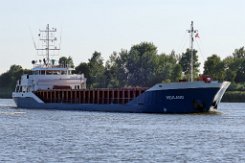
28, 27, 38, 55
59, 25, 62, 55
36, 24, 60, 66
187, 21, 198, 82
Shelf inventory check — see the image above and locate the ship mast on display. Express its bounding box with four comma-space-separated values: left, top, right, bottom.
187, 21, 197, 82
37, 24, 60, 66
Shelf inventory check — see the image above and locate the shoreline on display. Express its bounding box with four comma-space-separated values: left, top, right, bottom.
221, 91, 245, 103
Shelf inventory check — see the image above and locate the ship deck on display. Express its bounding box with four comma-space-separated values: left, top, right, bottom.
34, 88, 147, 104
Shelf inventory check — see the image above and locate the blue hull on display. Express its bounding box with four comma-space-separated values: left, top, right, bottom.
13, 85, 226, 113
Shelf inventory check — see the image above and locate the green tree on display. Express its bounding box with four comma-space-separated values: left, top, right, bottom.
113, 50, 129, 87
204, 54, 225, 81
235, 60, 245, 83
88, 51, 105, 88
75, 62, 89, 81
58, 56, 74, 68
232, 47, 245, 82
223, 47, 245, 83
0, 72, 11, 87
171, 64, 182, 82
126, 42, 158, 87
0, 65, 31, 90
233, 46, 245, 58
225, 69, 236, 82
104, 52, 121, 88
152, 53, 178, 84
179, 49, 200, 80
8, 65, 25, 88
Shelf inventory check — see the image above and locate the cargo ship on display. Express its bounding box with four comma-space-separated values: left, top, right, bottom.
12, 23, 230, 113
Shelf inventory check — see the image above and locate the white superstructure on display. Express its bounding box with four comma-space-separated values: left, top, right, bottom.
15, 67, 86, 93
13, 24, 86, 94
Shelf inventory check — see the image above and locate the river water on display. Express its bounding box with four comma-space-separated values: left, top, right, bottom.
0, 99, 244, 162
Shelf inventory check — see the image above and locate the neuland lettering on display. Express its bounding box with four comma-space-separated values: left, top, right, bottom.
166, 96, 184, 100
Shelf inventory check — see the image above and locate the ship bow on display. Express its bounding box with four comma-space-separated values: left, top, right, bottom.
211, 81, 230, 109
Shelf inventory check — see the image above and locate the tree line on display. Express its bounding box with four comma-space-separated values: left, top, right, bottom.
0, 42, 244, 94
74, 42, 200, 88
204, 47, 245, 83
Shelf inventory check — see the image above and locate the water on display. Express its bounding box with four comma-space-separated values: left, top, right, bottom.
0, 99, 244, 163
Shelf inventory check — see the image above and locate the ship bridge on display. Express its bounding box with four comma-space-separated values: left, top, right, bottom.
15, 66, 87, 93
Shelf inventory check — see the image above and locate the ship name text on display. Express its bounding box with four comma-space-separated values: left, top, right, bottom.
166, 96, 184, 100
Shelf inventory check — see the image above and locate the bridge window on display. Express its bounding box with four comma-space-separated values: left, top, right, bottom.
19, 86, 22, 92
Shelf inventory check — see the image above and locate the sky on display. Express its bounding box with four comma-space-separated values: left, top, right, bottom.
0, 0, 244, 74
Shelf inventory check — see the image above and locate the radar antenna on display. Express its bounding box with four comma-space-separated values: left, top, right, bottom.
187, 21, 198, 82
36, 24, 60, 66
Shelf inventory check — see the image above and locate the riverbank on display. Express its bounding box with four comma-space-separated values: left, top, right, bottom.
222, 91, 245, 102
0, 88, 12, 99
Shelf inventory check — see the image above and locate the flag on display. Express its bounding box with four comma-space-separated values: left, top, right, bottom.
195, 33, 200, 38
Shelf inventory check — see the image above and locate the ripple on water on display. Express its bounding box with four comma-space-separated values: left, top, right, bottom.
0, 100, 244, 162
